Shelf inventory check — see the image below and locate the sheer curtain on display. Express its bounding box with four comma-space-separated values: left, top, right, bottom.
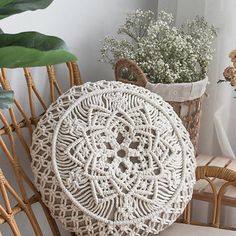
158, 0, 236, 227
158, 0, 236, 159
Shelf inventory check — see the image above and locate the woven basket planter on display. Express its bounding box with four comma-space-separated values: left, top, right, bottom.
115, 59, 208, 152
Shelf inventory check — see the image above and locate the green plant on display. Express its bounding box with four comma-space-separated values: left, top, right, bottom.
0, 0, 77, 108
0, 88, 13, 109
100, 10, 217, 84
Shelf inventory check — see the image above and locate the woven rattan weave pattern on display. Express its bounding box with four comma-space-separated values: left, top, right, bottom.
31, 81, 196, 235
0, 62, 81, 236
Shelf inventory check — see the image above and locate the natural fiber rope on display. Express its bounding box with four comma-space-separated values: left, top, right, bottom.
31, 80, 196, 236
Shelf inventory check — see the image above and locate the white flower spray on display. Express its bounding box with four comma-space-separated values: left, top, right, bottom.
100, 10, 217, 84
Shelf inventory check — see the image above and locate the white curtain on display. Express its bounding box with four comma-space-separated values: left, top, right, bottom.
158, 0, 236, 228
158, 0, 236, 159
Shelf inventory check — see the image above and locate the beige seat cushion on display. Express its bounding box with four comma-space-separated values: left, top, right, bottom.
159, 223, 236, 236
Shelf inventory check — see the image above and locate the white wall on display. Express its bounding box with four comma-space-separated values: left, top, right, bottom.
1, 0, 158, 83
0, 1, 158, 235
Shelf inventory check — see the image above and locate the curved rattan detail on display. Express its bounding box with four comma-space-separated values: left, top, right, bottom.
196, 166, 236, 183
115, 58, 148, 87
0, 62, 82, 236
189, 166, 236, 229
114, 58, 203, 152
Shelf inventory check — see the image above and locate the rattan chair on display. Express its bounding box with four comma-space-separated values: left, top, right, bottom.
0, 62, 81, 236
160, 165, 236, 235
0, 60, 236, 235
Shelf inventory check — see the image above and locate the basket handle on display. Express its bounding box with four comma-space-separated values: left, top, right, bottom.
114, 58, 148, 87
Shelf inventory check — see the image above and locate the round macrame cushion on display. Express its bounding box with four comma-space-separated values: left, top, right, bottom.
31, 81, 196, 236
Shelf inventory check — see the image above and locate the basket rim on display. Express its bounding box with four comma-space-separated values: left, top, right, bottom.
146, 77, 208, 102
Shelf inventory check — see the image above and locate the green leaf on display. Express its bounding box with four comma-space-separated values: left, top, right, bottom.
0, 0, 53, 19
0, 0, 14, 8
0, 89, 14, 109
0, 32, 77, 68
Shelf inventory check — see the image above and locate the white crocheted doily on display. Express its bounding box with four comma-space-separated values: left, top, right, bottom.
31, 81, 196, 236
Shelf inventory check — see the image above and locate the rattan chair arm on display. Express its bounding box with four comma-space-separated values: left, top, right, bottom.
115, 58, 148, 87
196, 166, 236, 184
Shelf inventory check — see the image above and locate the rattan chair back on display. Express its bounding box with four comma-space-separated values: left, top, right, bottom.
0, 62, 81, 236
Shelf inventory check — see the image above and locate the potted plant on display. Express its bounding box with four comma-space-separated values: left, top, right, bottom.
0, 88, 13, 109
100, 10, 217, 151
0, 0, 77, 68
0, 0, 78, 120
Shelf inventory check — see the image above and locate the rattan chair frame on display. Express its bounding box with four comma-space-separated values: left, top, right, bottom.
184, 166, 236, 231
0, 62, 81, 236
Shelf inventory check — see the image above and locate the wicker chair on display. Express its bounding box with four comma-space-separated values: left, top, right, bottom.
159, 164, 236, 235
0, 62, 81, 236
0, 60, 236, 235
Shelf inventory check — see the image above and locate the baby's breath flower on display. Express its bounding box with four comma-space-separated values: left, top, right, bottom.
99, 10, 217, 84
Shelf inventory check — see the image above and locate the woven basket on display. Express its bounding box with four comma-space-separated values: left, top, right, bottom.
115, 58, 207, 153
